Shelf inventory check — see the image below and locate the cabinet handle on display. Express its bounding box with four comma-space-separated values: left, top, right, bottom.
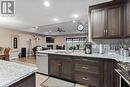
82, 66, 89, 70
106, 29, 108, 33
82, 77, 89, 81
82, 59, 88, 61
58, 64, 61, 66
104, 30, 106, 33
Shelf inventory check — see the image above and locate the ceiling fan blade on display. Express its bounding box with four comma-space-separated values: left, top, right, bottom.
57, 27, 65, 32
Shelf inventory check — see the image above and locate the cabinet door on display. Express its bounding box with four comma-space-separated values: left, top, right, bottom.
107, 5, 122, 37
9, 74, 35, 87
104, 60, 115, 87
49, 58, 61, 77
114, 70, 120, 87
126, 1, 130, 36
91, 9, 106, 38
60, 57, 73, 81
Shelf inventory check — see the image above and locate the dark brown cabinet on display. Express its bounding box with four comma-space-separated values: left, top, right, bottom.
73, 58, 104, 87
49, 58, 61, 77
107, 5, 122, 37
90, 0, 130, 38
91, 9, 106, 38
60, 58, 73, 80
48, 54, 117, 87
9, 73, 35, 87
125, 0, 130, 37
91, 4, 123, 38
114, 70, 120, 87
49, 55, 73, 81
103, 60, 115, 87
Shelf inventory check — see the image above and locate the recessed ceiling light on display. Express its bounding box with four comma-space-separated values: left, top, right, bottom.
72, 14, 79, 18
53, 18, 59, 22
43, 1, 50, 7
49, 30, 52, 33
72, 20, 76, 23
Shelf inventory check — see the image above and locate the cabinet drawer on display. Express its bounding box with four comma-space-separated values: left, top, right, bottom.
74, 58, 103, 74
74, 73, 103, 87
74, 63, 102, 74
74, 58, 101, 66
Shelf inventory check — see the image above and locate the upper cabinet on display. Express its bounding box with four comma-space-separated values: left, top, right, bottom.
125, 1, 130, 37
107, 5, 122, 37
91, 9, 106, 38
90, 2, 124, 39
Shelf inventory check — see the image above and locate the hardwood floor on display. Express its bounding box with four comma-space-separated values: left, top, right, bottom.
15, 56, 36, 64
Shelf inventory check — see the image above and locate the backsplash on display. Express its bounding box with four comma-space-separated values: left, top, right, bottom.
93, 39, 124, 45
93, 38, 130, 45
124, 38, 130, 46
91, 39, 127, 54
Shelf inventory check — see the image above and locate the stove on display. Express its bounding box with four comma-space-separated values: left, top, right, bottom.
115, 62, 130, 87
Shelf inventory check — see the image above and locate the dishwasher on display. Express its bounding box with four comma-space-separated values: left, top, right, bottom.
36, 53, 48, 75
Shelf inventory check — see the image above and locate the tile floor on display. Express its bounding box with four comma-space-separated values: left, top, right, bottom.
36, 73, 87, 87
12, 57, 87, 87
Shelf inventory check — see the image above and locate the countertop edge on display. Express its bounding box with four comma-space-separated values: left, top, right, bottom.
36, 50, 130, 63
4, 71, 36, 87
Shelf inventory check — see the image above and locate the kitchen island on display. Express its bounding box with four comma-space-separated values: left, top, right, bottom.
0, 60, 37, 87
37, 50, 130, 87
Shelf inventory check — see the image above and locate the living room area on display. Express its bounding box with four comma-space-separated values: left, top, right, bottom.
0, 27, 68, 65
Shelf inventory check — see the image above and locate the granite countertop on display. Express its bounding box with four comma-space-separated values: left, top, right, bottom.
37, 50, 130, 63
0, 60, 37, 87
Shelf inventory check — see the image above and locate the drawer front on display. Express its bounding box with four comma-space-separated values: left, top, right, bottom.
74, 58, 102, 66
74, 73, 103, 87
74, 63, 101, 74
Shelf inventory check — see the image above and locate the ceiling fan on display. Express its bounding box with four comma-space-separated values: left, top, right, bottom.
57, 27, 65, 32
32, 26, 39, 29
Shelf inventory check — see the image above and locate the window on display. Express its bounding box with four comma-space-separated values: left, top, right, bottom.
66, 37, 87, 50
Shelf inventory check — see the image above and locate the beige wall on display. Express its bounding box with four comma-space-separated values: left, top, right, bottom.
0, 28, 46, 59
0, 28, 45, 48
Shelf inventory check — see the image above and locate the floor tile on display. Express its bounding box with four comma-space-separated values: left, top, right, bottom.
36, 74, 49, 87
75, 84, 88, 87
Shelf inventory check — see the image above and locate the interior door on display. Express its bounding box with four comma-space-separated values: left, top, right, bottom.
91, 8, 106, 38
107, 5, 122, 37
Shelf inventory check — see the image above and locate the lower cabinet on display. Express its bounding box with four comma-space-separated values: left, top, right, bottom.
48, 54, 116, 87
49, 55, 73, 81
60, 58, 73, 80
49, 58, 61, 77
74, 73, 103, 87
9, 73, 35, 87
73, 58, 104, 87
114, 70, 120, 87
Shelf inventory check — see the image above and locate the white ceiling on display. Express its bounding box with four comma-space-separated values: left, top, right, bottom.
0, 0, 112, 35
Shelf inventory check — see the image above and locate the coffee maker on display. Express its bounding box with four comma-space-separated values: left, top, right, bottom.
85, 42, 92, 54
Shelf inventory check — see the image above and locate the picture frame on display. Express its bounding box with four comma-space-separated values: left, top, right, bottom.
11, 34, 19, 51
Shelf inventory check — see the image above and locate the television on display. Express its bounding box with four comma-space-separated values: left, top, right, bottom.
46, 37, 55, 43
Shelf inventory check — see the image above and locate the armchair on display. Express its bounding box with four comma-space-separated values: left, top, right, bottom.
0, 47, 10, 61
